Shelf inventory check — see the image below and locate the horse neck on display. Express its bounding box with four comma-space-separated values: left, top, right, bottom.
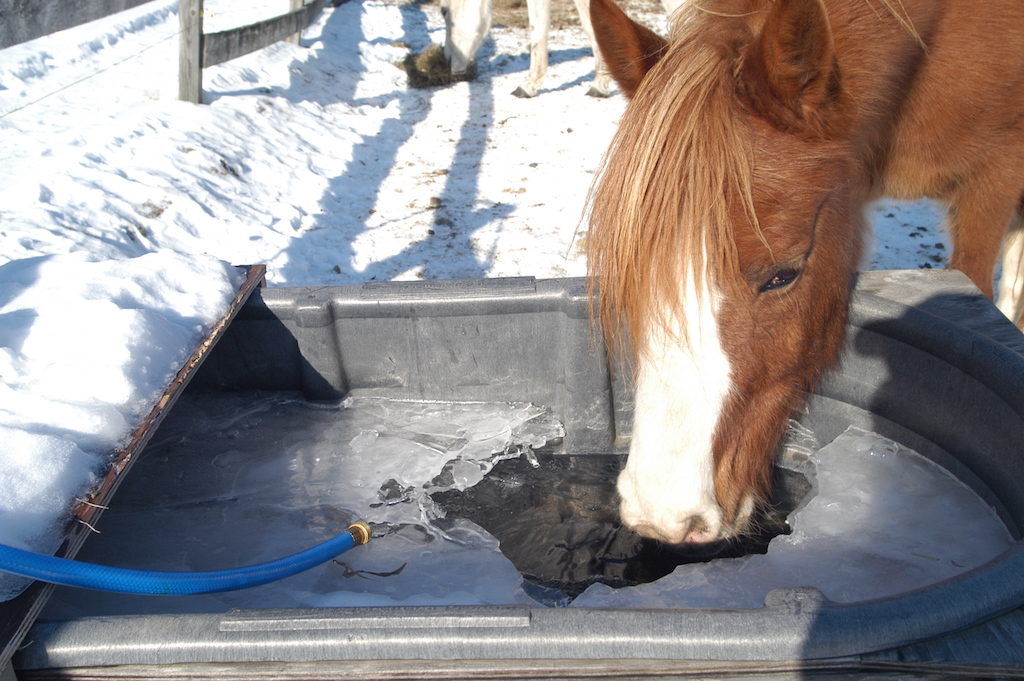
826, 0, 938, 182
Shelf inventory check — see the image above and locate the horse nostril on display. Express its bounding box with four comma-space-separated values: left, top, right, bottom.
682, 515, 710, 541
681, 516, 720, 545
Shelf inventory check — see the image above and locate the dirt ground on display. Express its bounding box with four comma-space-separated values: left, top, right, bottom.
493, 0, 575, 29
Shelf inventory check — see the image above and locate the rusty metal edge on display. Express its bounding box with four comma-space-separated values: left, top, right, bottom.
0, 264, 267, 667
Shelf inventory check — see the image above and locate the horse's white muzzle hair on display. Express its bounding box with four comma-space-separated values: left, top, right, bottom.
617, 467, 724, 544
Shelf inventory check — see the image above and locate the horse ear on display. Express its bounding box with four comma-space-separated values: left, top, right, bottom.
590, 0, 669, 98
741, 0, 844, 131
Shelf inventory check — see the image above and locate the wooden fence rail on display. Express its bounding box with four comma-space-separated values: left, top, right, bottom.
0, 0, 152, 49
3, 0, 325, 104
178, 0, 325, 104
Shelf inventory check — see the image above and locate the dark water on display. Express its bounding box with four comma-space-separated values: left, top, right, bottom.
431, 453, 810, 603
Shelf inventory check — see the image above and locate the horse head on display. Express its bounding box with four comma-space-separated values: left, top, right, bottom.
588, 0, 864, 544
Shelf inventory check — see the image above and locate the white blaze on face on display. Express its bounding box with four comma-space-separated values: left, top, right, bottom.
616, 269, 734, 545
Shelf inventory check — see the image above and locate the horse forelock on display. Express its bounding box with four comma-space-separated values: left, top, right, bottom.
586, 8, 757, 361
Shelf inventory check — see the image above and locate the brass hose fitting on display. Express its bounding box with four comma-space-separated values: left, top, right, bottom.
347, 521, 372, 546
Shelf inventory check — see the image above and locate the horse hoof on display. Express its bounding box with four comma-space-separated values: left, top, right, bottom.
512, 86, 536, 98
586, 86, 613, 98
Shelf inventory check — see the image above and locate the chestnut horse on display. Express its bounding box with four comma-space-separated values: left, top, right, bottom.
586, 0, 1024, 545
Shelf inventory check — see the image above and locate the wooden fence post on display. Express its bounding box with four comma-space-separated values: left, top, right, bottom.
178, 0, 203, 103
287, 0, 304, 44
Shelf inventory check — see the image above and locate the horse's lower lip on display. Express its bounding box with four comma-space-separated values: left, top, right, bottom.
657, 536, 724, 551
628, 522, 718, 547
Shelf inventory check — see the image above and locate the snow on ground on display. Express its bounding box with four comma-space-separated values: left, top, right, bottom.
0, 0, 950, 595
0, 0, 949, 282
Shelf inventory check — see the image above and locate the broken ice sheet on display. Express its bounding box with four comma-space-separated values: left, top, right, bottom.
39, 393, 565, 616
572, 426, 1014, 609
340, 395, 565, 500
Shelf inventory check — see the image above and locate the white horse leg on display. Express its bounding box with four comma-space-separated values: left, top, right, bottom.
442, 0, 492, 76
513, 0, 551, 97
570, 0, 612, 97
996, 212, 1024, 327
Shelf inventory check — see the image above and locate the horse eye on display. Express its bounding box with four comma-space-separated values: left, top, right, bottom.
758, 267, 800, 293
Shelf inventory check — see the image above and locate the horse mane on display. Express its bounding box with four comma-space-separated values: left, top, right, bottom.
586, 2, 757, 359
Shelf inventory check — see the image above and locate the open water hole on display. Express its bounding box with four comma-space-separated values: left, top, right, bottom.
432, 453, 811, 601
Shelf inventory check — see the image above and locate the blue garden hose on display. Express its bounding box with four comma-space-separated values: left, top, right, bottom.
0, 521, 371, 595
